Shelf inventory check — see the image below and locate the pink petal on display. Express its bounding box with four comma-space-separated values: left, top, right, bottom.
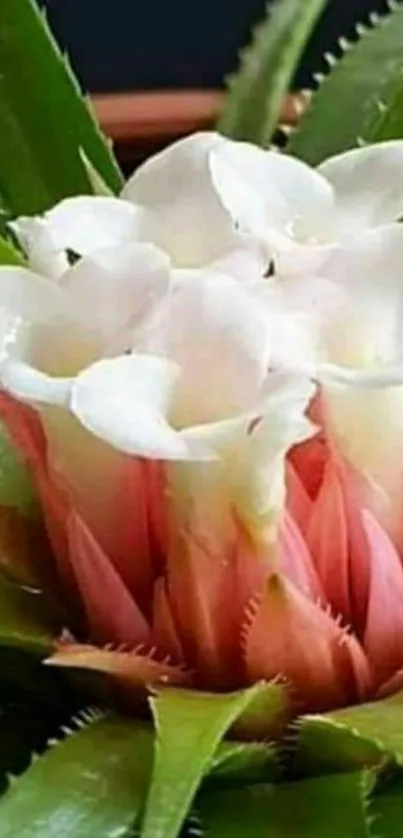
235, 526, 268, 621
167, 521, 239, 689
151, 577, 185, 663
243, 573, 364, 712
68, 513, 151, 647
143, 459, 169, 570
0, 393, 78, 597
285, 460, 312, 535
363, 510, 403, 687
280, 510, 322, 600
97, 456, 154, 610
47, 641, 191, 689
376, 668, 403, 699
307, 458, 370, 634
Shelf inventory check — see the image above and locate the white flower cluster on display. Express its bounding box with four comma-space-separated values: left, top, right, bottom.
2, 132, 403, 497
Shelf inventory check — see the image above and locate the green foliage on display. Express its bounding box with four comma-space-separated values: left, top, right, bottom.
0, 236, 24, 266
0, 0, 122, 217
289, 1, 403, 164
141, 683, 282, 838
199, 772, 373, 838
0, 422, 38, 519
217, 0, 328, 145
0, 576, 57, 655
373, 771, 403, 838
207, 739, 278, 786
0, 714, 154, 837
294, 690, 403, 776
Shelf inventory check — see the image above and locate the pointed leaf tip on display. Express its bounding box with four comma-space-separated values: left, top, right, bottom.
0, 0, 122, 215
288, 2, 403, 163
141, 682, 281, 838
217, 0, 328, 146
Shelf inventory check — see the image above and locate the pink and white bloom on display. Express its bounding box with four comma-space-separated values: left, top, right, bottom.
2, 136, 403, 730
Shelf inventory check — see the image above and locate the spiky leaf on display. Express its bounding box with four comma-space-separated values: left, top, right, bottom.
0, 235, 24, 266
0, 0, 122, 216
289, 2, 403, 164
0, 714, 154, 837
217, 0, 328, 145
0, 576, 57, 655
198, 772, 373, 838
208, 739, 278, 786
141, 682, 284, 838
372, 772, 403, 837
295, 690, 403, 776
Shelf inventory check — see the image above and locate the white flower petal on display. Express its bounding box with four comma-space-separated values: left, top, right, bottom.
1, 360, 72, 405
319, 141, 403, 233
208, 238, 271, 282
138, 269, 273, 427
60, 242, 170, 344
11, 218, 69, 280
122, 132, 241, 266
0, 266, 65, 362
321, 224, 403, 292
210, 141, 334, 241
40, 196, 150, 257
70, 354, 214, 460
223, 375, 316, 546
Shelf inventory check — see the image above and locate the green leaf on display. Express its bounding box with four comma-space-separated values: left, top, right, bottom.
208, 739, 278, 786
372, 772, 403, 838
288, 2, 403, 164
0, 0, 123, 216
0, 235, 24, 266
217, 0, 328, 145
0, 576, 57, 655
0, 422, 37, 517
198, 772, 372, 838
141, 682, 283, 838
295, 691, 403, 776
0, 714, 154, 837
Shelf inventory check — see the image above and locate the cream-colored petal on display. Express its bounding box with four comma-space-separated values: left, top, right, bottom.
122, 132, 242, 266
319, 141, 403, 234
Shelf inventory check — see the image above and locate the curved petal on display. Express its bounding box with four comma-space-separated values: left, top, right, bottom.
229, 376, 316, 548
166, 502, 240, 689
69, 354, 216, 460
210, 141, 334, 241
319, 141, 403, 233
68, 513, 151, 646
307, 458, 371, 634
122, 132, 241, 266
61, 242, 170, 344
280, 511, 322, 601
11, 217, 69, 280
21, 196, 151, 261
363, 510, 403, 687
320, 374, 403, 500
1, 360, 72, 405
320, 224, 403, 297
140, 270, 273, 427
0, 266, 64, 357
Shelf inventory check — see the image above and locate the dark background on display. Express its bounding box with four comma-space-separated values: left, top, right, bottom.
41, 0, 391, 93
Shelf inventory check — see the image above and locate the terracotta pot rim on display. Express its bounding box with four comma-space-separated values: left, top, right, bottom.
91, 88, 307, 145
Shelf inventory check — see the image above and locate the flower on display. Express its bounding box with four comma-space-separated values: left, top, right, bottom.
14, 133, 403, 283
2, 135, 403, 733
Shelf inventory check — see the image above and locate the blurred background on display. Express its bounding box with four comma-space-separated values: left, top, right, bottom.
39, 0, 391, 166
